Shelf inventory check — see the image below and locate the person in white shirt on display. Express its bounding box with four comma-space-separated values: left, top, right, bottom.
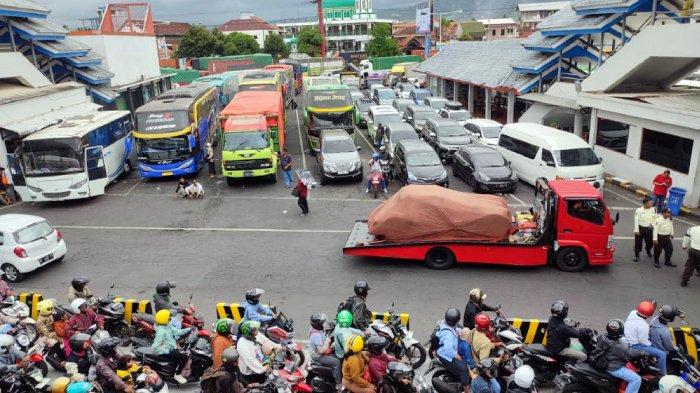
652, 208, 675, 268
236, 320, 268, 385
633, 197, 656, 262
186, 180, 204, 199
681, 225, 700, 287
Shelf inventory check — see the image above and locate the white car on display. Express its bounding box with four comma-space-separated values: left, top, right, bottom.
0, 214, 67, 281
464, 119, 504, 146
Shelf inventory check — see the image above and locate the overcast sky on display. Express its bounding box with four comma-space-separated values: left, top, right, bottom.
38, 0, 407, 27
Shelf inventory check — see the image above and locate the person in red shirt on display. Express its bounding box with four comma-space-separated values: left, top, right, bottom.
366, 336, 396, 385
652, 170, 672, 214
294, 174, 309, 216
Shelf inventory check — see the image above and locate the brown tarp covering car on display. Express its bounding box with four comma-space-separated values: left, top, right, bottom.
368, 185, 512, 243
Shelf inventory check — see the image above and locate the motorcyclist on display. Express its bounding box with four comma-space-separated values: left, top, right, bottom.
469, 358, 501, 393
94, 337, 135, 393
212, 318, 236, 369
457, 328, 477, 370
66, 333, 92, 376
0, 334, 28, 374
544, 300, 590, 362
242, 288, 275, 324
204, 347, 244, 393
0, 272, 15, 302
236, 320, 268, 385
68, 276, 95, 304
342, 335, 376, 393
599, 319, 644, 393
624, 300, 667, 375
66, 298, 104, 337
36, 299, 61, 349
333, 310, 363, 359
151, 309, 193, 384
308, 313, 342, 386
152, 281, 184, 313
506, 365, 536, 393
650, 305, 685, 368
340, 280, 373, 331
366, 154, 387, 194
464, 289, 498, 330
436, 308, 471, 393
367, 335, 396, 385
469, 313, 502, 362
378, 145, 391, 162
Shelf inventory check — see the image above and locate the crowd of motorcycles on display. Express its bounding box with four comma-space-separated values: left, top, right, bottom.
1, 281, 700, 393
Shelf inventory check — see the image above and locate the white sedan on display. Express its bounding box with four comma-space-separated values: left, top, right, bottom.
0, 214, 66, 281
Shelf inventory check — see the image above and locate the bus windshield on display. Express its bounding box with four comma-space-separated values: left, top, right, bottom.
22, 138, 84, 177
310, 111, 353, 129
239, 84, 277, 93
307, 89, 352, 109
136, 136, 192, 163
136, 111, 190, 133
224, 131, 270, 150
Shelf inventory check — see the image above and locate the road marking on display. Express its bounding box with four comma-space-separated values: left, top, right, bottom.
509, 194, 526, 205
605, 187, 642, 204
606, 187, 698, 225
355, 126, 377, 153
125, 179, 142, 196
294, 106, 307, 170
613, 236, 683, 241
56, 225, 352, 234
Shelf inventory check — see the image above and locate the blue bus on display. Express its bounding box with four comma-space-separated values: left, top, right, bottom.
192, 72, 240, 107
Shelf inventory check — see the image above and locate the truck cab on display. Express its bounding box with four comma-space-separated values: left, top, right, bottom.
221, 115, 278, 185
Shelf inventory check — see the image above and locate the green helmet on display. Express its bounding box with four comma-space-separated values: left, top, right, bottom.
215, 318, 235, 335
239, 320, 260, 336
337, 310, 353, 328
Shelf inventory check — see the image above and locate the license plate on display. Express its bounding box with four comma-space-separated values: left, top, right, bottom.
244, 171, 254, 177
39, 254, 53, 264
338, 171, 349, 175
162, 171, 173, 176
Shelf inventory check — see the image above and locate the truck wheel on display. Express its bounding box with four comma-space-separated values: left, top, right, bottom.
226, 177, 235, 186
269, 173, 278, 184
556, 247, 588, 272
425, 247, 455, 270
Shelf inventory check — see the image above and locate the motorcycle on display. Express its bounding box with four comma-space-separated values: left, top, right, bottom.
1, 296, 37, 345
369, 172, 384, 199
0, 350, 51, 392
379, 361, 433, 393
427, 347, 519, 393
491, 309, 524, 346
553, 355, 660, 393
94, 283, 132, 339
131, 294, 206, 344
306, 361, 337, 393
269, 341, 312, 393
380, 159, 393, 181
133, 328, 212, 384
370, 307, 426, 369
117, 361, 170, 393
264, 310, 305, 368
667, 351, 700, 390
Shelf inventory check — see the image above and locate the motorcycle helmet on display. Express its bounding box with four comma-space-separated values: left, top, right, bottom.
606, 319, 625, 340
155, 309, 171, 326
474, 313, 491, 331
637, 300, 655, 318
310, 313, 327, 331
239, 320, 260, 337
658, 375, 695, 393
66, 382, 95, 393
476, 358, 497, 378
156, 281, 175, 295
51, 377, 71, 393
379, 145, 386, 153
71, 276, 90, 291
444, 307, 461, 327
366, 335, 387, 355
221, 347, 239, 367
550, 300, 569, 319
69, 333, 91, 352
71, 298, 88, 314
372, 153, 380, 160
0, 334, 14, 354
37, 299, 55, 316
354, 280, 371, 297
469, 288, 487, 302
245, 288, 265, 305
659, 305, 685, 324
513, 365, 535, 389
337, 310, 353, 328
347, 335, 364, 354
96, 337, 122, 357
54, 307, 66, 320
215, 318, 235, 335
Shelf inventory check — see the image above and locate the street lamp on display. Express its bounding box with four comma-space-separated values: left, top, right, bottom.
436, 9, 462, 45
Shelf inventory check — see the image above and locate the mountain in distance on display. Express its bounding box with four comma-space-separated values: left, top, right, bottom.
376, 0, 566, 21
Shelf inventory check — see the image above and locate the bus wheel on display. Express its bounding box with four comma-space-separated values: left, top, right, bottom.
556, 247, 588, 272
425, 247, 455, 270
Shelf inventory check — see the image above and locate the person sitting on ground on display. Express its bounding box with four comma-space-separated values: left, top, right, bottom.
151, 309, 193, 384
212, 319, 236, 369
175, 178, 190, 198
187, 179, 204, 198
367, 335, 396, 385
68, 276, 95, 304
342, 335, 376, 393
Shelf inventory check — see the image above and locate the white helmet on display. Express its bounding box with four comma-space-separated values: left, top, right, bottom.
71, 298, 87, 314
658, 375, 694, 393
513, 365, 535, 389
0, 334, 15, 354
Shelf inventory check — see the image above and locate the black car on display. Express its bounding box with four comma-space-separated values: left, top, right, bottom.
452, 146, 518, 193
420, 118, 472, 161
393, 140, 448, 187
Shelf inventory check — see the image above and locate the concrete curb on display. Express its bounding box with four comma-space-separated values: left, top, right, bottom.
605, 176, 700, 220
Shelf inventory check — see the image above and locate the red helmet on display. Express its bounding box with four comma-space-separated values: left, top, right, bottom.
636, 301, 655, 318
475, 313, 491, 331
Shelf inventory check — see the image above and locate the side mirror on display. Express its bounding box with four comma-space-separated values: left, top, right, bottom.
356, 146, 362, 151
599, 156, 604, 163
545, 160, 555, 167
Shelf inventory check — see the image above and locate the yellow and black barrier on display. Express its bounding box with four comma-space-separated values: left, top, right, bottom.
18, 292, 43, 320
113, 298, 152, 325
371, 311, 410, 329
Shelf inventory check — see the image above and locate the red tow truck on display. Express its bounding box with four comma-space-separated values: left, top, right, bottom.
343, 179, 617, 271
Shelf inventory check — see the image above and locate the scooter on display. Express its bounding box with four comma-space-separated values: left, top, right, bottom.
264, 310, 305, 367
427, 348, 518, 393
1, 296, 37, 345
131, 295, 206, 343
667, 351, 700, 390
491, 309, 524, 346
133, 328, 212, 384
370, 307, 426, 369
306, 362, 337, 393
0, 350, 51, 392
270, 342, 312, 393
379, 361, 433, 393
94, 283, 132, 339
369, 172, 384, 199
553, 355, 660, 393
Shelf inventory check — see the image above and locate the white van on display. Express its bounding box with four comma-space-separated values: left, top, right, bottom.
496, 123, 604, 187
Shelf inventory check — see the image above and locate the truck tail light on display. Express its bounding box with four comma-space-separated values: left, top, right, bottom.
607, 235, 614, 249
55, 229, 63, 242
13, 247, 27, 258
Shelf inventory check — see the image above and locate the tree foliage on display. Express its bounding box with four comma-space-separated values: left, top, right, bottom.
366, 23, 400, 57
264, 34, 290, 60
458, 33, 474, 41
297, 26, 322, 57
176, 25, 220, 58
224, 32, 260, 55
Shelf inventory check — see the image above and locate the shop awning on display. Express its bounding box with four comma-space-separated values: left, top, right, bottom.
0, 101, 101, 138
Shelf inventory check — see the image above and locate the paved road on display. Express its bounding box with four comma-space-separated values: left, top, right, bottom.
9, 97, 700, 391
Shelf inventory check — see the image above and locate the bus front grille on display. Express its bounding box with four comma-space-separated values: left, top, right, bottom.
43, 191, 71, 199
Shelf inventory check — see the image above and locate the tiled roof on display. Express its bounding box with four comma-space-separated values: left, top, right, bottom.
572, 0, 636, 9
221, 16, 278, 32
414, 40, 534, 92
459, 21, 485, 35
522, 31, 574, 50
537, 4, 614, 32
154, 21, 191, 37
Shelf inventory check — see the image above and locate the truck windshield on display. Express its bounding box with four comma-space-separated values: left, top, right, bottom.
22, 138, 84, 177
224, 131, 269, 150
567, 199, 605, 225
555, 148, 600, 167
136, 136, 191, 163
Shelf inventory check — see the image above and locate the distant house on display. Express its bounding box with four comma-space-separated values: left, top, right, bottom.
455, 21, 485, 41
478, 18, 519, 40
392, 21, 439, 54
153, 21, 190, 58
220, 14, 280, 48
517, 1, 571, 30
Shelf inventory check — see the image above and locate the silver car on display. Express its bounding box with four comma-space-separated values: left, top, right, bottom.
316, 129, 362, 185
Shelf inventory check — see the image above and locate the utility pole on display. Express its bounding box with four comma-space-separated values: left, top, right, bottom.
317, 0, 327, 57
424, 0, 432, 60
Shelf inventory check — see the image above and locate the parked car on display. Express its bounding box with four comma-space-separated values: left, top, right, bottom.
0, 214, 67, 282
464, 119, 503, 146
316, 129, 362, 185
392, 140, 448, 187
423, 97, 449, 113
452, 146, 518, 193
409, 88, 432, 105
367, 105, 401, 141
354, 98, 374, 128
403, 104, 438, 132
391, 98, 414, 117
438, 101, 471, 126
372, 87, 397, 105
395, 82, 416, 99
496, 122, 604, 187
384, 122, 419, 158
420, 118, 473, 161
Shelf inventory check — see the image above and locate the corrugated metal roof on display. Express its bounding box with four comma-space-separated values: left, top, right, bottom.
34, 38, 91, 56
572, 0, 635, 9
537, 4, 613, 31
0, 81, 84, 105
1, 102, 102, 137
638, 93, 700, 112
73, 65, 114, 84
64, 52, 103, 67
522, 31, 573, 50
0, 0, 49, 16
414, 40, 534, 92
10, 18, 68, 39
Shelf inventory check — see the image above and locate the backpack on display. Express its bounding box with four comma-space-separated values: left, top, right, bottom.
429, 325, 448, 356
200, 366, 225, 393
337, 296, 355, 314
588, 336, 612, 370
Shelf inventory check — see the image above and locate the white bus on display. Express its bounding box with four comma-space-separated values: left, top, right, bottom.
12, 111, 134, 202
